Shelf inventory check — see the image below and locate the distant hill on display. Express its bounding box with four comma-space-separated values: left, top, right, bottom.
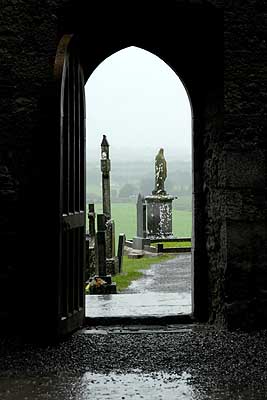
86, 159, 192, 209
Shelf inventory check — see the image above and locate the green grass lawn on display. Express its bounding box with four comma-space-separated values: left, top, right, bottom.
152, 241, 191, 248
86, 203, 192, 242
173, 196, 192, 211
112, 254, 174, 293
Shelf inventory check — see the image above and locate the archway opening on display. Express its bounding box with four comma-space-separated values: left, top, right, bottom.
85, 46, 192, 319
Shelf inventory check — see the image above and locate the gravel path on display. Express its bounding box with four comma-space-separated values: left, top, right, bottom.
124, 253, 191, 294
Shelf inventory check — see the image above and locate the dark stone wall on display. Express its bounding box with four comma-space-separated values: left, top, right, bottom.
0, 0, 69, 335
203, 2, 267, 328
0, 0, 266, 336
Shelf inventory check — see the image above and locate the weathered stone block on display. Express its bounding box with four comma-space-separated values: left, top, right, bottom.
132, 236, 150, 250
106, 257, 119, 275
87, 247, 96, 280
106, 219, 115, 259
145, 195, 174, 239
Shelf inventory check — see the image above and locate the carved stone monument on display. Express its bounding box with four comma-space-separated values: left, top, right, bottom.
89, 213, 117, 294
145, 148, 175, 239
100, 134, 119, 275
152, 148, 167, 195
101, 134, 111, 220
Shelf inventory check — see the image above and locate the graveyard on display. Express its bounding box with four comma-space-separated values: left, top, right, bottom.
2, 2, 267, 399
85, 135, 192, 320
86, 202, 192, 242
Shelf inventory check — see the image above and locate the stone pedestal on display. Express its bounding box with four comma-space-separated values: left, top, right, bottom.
132, 236, 150, 250
145, 194, 175, 239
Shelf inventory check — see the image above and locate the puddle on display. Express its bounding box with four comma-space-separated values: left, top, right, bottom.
76, 371, 194, 399
1, 371, 267, 399
86, 292, 191, 318
0, 372, 193, 400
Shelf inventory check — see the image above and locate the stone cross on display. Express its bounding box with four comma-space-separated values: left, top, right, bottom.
101, 134, 111, 220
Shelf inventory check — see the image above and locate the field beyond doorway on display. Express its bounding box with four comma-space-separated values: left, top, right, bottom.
86, 202, 192, 244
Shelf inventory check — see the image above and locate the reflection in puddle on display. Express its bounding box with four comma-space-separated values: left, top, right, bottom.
77, 371, 194, 399
86, 292, 191, 318
1, 371, 267, 399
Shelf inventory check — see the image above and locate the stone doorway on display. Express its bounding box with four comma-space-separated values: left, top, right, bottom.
84, 46, 193, 322
52, 0, 222, 332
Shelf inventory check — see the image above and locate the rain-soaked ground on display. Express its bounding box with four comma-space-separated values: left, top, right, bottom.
124, 253, 191, 294
1, 324, 267, 399
86, 253, 192, 319
2, 255, 267, 399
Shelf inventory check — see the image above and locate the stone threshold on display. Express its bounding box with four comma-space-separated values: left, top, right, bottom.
84, 314, 194, 327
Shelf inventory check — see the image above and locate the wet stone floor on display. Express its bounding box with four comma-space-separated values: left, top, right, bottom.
2, 255, 267, 399
86, 253, 192, 319
1, 324, 267, 399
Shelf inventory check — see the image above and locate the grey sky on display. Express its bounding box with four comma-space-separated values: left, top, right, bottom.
85, 46, 191, 162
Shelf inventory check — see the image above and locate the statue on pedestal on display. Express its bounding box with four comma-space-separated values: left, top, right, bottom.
144, 148, 175, 239
153, 148, 167, 195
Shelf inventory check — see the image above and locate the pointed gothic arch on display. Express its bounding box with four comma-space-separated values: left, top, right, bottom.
50, 2, 222, 336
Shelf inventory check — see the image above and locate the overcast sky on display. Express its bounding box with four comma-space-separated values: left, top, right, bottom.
85, 46, 191, 163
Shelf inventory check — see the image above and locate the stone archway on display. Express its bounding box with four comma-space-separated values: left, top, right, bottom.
84, 44, 193, 317
3, 1, 222, 339
68, 2, 223, 323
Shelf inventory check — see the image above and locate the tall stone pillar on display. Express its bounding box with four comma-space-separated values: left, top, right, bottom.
101, 134, 111, 220
99, 135, 119, 275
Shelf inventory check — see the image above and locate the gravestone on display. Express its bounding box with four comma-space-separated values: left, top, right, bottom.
117, 233, 126, 273
90, 213, 117, 294
88, 203, 96, 238
136, 193, 147, 238
106, 219, 115, 259
132, 193, 150, 250
105, 218, 119, 275
97, 213, 106, 232
145, 148, 175, 239
86, 203, 96, 280
95, 230, 106, 277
